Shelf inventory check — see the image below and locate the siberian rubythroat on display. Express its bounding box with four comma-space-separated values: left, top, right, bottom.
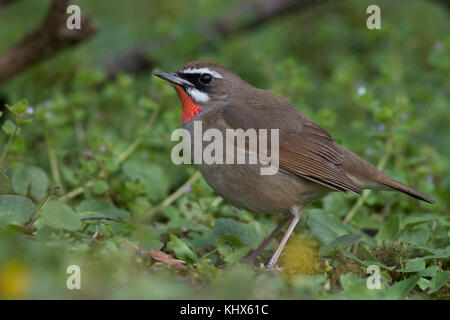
154, 61, 436, 270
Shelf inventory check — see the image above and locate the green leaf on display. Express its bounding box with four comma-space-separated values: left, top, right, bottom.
306, 209, 351, 244
399, 225, 430, 244
418, 278, 431, 291
169, 234, 198, 264
385, 275, 420, 299
399, 258, 426, 273
214, 218, 250, 246
7, 99, 29, 116
225, 247, 251, 264
402, 214, 449, 228
0, 170, 12, 194
129, 225, 164, 251
428, 271, 450, 294
122, 160, 168, 202
40, 199, 82, 231
11, 166, 49, 200
321, 234, 362, 255
75, 199, 130, 220
92, 180, 109, 195
343, 250, 396, 271
78, 211, 106, 219
243, 220, 267, 250
420, 248, 450, 260
0, 195, 35, 228
376, 215, 401, 243
144, 240, 164, 250
339, 273, 366, 292
418, 265, 440, 277
2, 120, 16, 135
217, 234, 251, 263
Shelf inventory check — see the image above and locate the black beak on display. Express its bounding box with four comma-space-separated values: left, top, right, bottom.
154, 72, 193, 87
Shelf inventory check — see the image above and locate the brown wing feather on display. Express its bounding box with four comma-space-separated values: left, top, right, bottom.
221, 95, 363, 195
279, 128, 363, 194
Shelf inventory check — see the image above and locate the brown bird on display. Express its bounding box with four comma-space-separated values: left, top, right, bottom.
154, 61, 436, 270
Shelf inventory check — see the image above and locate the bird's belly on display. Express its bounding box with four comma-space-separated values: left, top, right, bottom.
196, 163, 330, 214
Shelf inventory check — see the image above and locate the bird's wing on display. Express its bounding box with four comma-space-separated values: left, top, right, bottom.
221, 99, 363, 195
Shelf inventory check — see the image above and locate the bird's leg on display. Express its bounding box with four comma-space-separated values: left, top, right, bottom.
244, 216, 290, 264
266, 204, 303, 271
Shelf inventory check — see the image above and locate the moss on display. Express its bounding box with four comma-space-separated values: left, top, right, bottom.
371, 243, 409, 282
328, 251, 365, 290
279, 235, 323, 277
434, 282, 450, 300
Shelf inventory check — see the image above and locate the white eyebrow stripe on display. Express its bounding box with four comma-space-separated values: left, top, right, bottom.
181, 68, 223, 79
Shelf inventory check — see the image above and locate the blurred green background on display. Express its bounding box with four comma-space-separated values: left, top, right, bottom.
0, 0, 448, 299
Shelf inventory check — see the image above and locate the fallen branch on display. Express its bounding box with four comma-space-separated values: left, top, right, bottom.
205, 0, 325, 37
0, 0, 19, 8
0, 0, 96, 83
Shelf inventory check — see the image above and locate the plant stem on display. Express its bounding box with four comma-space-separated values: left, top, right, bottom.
0, 125, 18, 166
28, 194, 52, 226
147, 171, 202, 216
116, 103, 161, 164
59, 103, 160, 202
59, 180, 94, 202
45, 132, 63, 188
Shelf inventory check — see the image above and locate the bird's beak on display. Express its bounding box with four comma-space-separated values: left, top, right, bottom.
154, 72, 193, 87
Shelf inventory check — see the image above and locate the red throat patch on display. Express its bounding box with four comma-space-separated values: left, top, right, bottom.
173, 85, 202, 123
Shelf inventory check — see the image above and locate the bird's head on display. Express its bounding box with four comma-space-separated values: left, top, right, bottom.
154, 61, 248, 124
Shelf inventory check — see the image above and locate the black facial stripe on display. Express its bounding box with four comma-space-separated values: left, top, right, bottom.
178, 73, 199, 86
177, 72, 211, 92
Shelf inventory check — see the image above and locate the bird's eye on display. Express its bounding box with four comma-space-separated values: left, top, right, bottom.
199, 73, 212, 85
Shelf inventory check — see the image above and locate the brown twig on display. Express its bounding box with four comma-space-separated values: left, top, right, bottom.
80, 217, 123, 222
0, 0, 96, 83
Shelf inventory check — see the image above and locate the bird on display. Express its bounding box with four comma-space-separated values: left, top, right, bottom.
154, 61, 436, 270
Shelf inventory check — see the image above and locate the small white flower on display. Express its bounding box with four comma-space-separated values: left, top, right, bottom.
99, 145, 106, 152
365, 148, 374, 156
357, 86, 367, 96
141, 151, 149, 159
26, 106, 34, 114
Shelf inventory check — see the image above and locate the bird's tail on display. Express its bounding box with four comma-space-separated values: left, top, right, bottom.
374, 174, 436, 204
343, 150, 436, 204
